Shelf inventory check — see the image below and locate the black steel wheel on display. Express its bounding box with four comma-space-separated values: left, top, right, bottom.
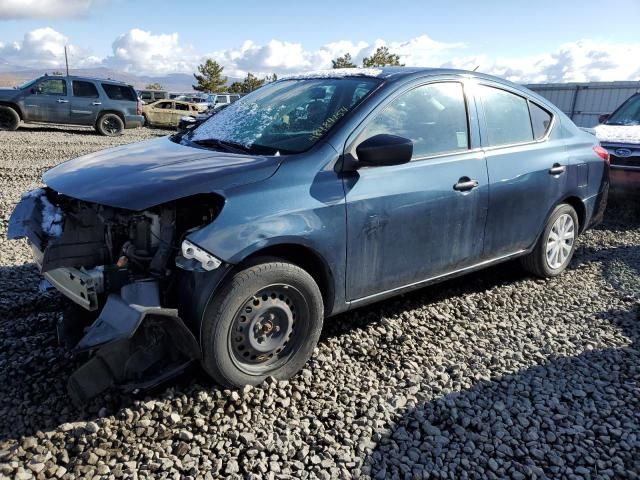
96, 113, 124, 136
229, 284, 307, 374
0, 106, 20, 131
201, 259, 324, 388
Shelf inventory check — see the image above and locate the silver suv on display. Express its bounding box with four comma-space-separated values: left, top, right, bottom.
0, 74, 144, 136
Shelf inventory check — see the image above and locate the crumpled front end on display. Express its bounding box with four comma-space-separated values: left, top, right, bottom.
8, 187, 225, 404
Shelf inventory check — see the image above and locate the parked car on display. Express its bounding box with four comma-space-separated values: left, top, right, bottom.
8, 68, 609, 403
0, 74, 144, 135
175, 95, 212, 111
212, 93, 241, 109
142, 99, 202, 127
591, 93, 640, 195
137, 89, 169, 104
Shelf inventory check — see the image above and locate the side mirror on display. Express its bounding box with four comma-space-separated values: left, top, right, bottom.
598, 113, 610, 124
355, 134, 413, 168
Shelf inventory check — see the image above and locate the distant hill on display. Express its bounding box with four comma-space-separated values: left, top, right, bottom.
0, 67, 241, 92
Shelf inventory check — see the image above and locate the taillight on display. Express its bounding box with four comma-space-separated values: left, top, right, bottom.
593, 145, 609, 163
136, 99, 142, 115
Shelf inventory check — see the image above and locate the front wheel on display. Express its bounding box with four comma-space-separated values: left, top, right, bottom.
0, 106, 20, 131
96, 113, 124, 136
201, 259, 324, 388
521, 203, 579, 278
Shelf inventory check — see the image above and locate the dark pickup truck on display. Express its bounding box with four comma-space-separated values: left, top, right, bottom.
0, 74, 144, 136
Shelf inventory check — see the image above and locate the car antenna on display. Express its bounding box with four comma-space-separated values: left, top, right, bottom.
472, 65, 480, 72
64, 45, 70, 77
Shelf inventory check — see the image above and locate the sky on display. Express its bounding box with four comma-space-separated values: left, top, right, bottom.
0, 0, 639, 83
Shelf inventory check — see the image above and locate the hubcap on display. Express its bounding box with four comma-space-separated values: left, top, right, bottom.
230, 285, 306, 373
103, 117, 119, 134
546, 213, 575, 269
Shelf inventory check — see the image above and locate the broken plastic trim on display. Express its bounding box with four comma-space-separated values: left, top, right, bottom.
67, 281, 200, 404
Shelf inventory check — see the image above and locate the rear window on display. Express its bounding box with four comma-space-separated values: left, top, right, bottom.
102, 83, 136, 101
73, 81, 99, 98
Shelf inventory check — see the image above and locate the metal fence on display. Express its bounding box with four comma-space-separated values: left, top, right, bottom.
526, 81, 640, 127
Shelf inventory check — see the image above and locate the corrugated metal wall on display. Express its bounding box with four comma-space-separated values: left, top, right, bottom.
526, 81, 640, 127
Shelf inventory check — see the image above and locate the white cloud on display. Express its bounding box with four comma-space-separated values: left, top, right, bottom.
1, 27, 639, 84
0, 27, 98, 69
103, 29, 199, 75
444, 40, 640, 83
0, 0, 101, 19
208, 35, 465, 78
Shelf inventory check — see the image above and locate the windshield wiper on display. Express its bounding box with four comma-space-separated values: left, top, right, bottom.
191, 138, 252, 154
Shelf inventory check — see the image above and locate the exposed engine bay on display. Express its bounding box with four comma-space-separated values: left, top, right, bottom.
8, 187, 225, 404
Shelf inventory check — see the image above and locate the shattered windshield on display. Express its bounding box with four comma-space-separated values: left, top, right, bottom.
184, 77, 381, 154
607, 95, 640, 126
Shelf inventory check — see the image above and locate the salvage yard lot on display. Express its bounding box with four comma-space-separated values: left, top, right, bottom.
0, 125, 638, 479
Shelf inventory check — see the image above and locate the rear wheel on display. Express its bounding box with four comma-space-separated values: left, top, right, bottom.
201, 259, 324, 388
521, 204, 578, 277
0, 106, 20, 131
96, 113, 124, 136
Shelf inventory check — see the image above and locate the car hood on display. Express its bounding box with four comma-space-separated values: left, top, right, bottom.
0, 88, 18, 99
43, 136, 282, 210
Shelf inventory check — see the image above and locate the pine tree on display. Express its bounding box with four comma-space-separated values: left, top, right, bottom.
331, 53, 357, 69
229, 72, 267, 94
193, 59, 228, 93
362, 46, 404, 67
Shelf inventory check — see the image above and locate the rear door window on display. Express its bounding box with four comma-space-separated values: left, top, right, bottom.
478, 85, 533, 146
529, 101, 553, 139
102, 83, 137, 101
155, 101, 173, 110
73, 81, 99, 98
175, 103, 189, 111
361, 82, 470, 159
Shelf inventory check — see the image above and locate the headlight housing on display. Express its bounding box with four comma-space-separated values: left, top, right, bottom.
181, 239, 221, 271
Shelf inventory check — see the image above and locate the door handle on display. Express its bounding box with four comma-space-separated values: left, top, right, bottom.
56, 99, 69, 103
549, 164, 566, 175
453, 177, 479, 192
92, 101, 102, 105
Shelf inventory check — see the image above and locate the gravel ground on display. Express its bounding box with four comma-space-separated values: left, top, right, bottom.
0, 125, 638, 480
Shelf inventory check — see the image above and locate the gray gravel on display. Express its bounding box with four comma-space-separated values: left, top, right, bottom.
0, 125, 638, 479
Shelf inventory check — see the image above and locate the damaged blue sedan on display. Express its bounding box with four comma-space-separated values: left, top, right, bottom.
8, 68, 609, 403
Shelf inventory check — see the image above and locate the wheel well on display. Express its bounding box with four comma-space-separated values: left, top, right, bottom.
0, 102, 23, 119
562, 196, 586, 232
96, 110, 125, 126
241, 244, 335, 314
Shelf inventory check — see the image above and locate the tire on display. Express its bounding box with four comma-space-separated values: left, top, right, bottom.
0, 106, 20, 131
201, 258, 324, 388
521, 203, 579, 278
96, 113, 124, 136
142, 113, 149, 127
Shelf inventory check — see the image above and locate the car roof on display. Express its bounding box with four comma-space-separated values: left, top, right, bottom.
283, 66, 529, 89
281, 67, 555, 109
44, 75, 132, 86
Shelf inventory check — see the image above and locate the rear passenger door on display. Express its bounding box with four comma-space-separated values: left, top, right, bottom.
475, 83, 568, 258
344, 80, 489, 301
70, 80, 101, 125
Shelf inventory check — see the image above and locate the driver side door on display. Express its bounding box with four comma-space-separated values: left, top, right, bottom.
23, 78, 70, 123
343, 81, 489, 301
